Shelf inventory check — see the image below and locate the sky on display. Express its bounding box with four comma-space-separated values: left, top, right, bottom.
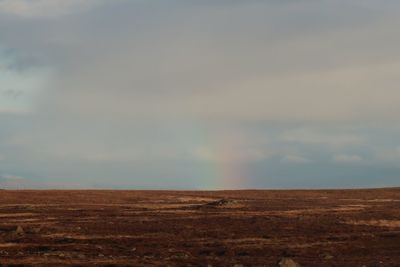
0, 0, 400, 189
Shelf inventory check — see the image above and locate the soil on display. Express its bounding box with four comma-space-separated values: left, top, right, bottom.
0, 188, 400, 266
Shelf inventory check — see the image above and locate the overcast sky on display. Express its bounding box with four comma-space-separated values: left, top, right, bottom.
1, 0, 400, 189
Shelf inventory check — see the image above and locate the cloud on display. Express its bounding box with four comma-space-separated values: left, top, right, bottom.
3, 1, 400, 122
0, 48, 51, 114
81, 149, 182, 163
281, 155, 313, 164
0, 0, 112, 18
0, 174, 23, 180
281, 128, 364, 146
0, 174, 43, 189
2, 89, 23, 99
36, 9, 400, 122
192, 146, 269, 162
373, 146, 400, 163
0, 1, 400, 188
333, 154, 363, 164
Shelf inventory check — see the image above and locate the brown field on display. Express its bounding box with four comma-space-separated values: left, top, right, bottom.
1, 189, 400, 266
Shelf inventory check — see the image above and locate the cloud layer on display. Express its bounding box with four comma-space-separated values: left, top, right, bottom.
0, 0, 400, 188
0, 0, 112, 17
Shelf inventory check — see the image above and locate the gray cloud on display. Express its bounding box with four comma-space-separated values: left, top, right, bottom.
0, 0, 115, 18
333, 154, 363, 164
1, 1, 400, 188
2, 89, 23, 99
26, 0, 399, 122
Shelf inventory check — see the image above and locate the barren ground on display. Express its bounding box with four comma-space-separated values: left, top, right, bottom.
0, 189, 400, 266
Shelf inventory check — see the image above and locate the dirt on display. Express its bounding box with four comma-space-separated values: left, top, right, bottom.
0, 188, 400, 266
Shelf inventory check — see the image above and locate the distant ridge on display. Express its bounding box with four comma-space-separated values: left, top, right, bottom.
0, 175, 41, 189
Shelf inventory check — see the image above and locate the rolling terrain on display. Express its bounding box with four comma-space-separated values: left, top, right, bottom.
0, 189, 400, 266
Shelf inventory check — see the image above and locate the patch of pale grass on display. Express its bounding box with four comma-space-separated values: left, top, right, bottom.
346, 220, 400, 228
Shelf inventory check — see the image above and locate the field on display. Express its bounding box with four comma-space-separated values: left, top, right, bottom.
0, 189, 400, 266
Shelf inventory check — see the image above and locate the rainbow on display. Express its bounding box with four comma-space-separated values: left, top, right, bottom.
184, 122, 247, 190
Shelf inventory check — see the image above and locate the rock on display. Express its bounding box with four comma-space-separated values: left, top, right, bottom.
172, 252, 189, 259
233, 264, 244, 267
77, 254, 86, 259
15, 225, 25, 236
32, 227, 41, 234
0, 250, 9, 256
323, 254, 334, 260
206, 199, 232, 207
198, 199, 235, 209
278, 257, 301, 267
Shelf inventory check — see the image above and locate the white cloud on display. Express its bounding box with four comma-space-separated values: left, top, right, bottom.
281, 128, 364, 146
333, 154, 363, 164
82, 149, 181, 163
281, 155, 313, 164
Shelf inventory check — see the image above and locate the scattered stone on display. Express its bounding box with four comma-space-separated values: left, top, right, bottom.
235, 250, 250, 256
278, 257, 301, 267
323, 254, 334, 260
0, 250, 9, 256
77, 254, 86, 259
206, 199, 233, 207
15, 225, 25, 236
32, 227, 42, 234
171, 251, 190, 259
233, 264, 244, 267
131, 247, 137, 252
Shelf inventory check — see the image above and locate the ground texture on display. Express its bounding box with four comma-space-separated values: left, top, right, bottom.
0, 189, 400, 266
